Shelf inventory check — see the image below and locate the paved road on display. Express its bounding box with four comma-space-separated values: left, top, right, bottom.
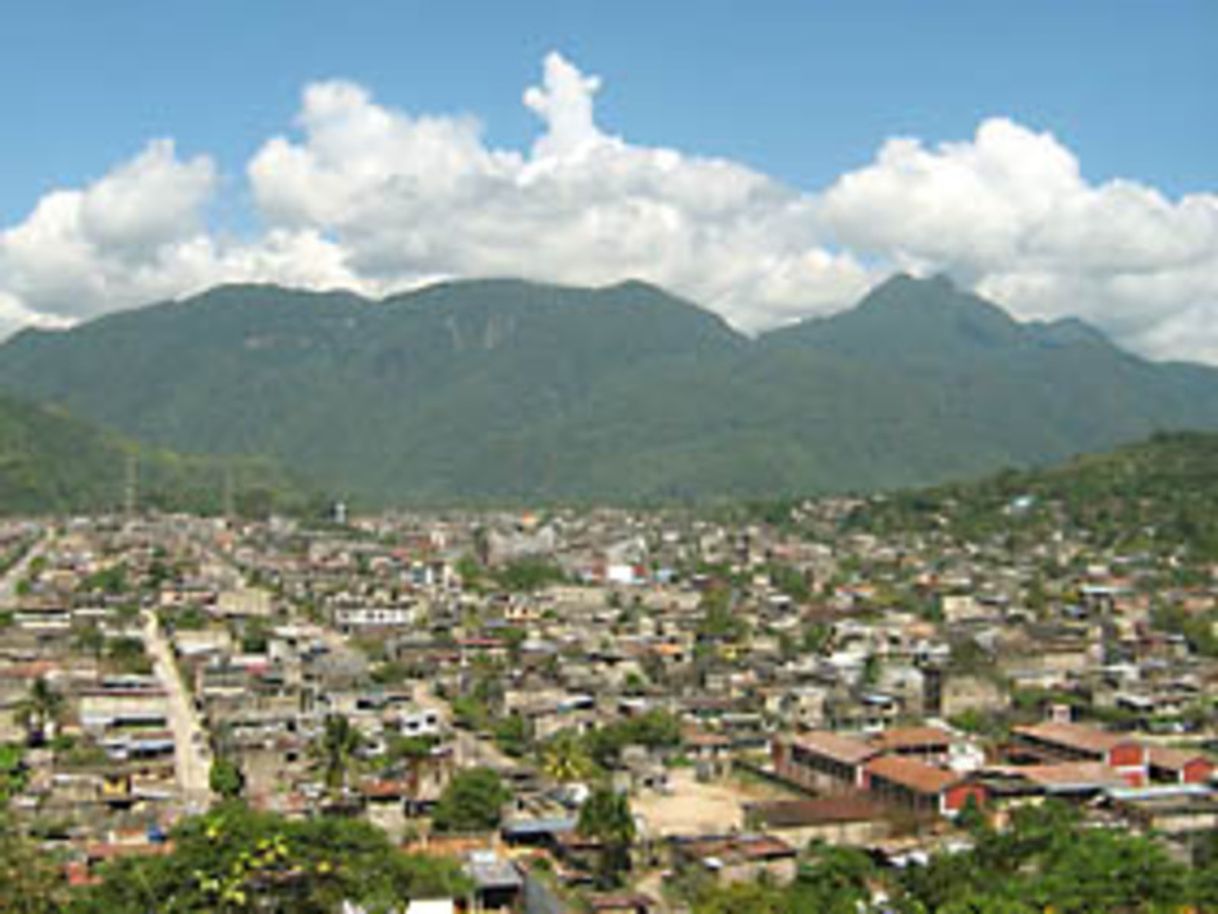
143, 610, 214, 810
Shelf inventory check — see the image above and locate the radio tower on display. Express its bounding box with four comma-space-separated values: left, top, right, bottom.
124, 452, 138, 517
222, 465, 235, 520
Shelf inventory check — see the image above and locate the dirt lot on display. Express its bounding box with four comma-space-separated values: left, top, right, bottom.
633, 768, 793, 837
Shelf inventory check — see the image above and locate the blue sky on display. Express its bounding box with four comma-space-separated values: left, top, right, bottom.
3, 0, 1213, 222
0, 0, 1215, 363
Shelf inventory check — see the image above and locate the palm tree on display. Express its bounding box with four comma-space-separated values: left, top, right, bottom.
540, 729, 595, 784
311, 713, 362, 801
17, 677, 64, 747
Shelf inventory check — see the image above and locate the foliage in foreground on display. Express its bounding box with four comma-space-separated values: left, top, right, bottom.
66, 802, 470, 914
685, 801, 1218, 914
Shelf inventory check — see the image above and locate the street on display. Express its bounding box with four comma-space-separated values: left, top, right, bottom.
142, 610, 214, 809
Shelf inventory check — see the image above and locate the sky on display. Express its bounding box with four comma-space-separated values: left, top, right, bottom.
1, 0, 1215, 361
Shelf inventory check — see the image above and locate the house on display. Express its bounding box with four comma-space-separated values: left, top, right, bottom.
1009, 721, 1147, 786
463, 849, 523, 912
672, 833, 798, 885
867, 725, 954, 765
990, 762, 1129, 800
861, 755, 986, 818
744, 793, 891, 847
1106, 785, 1218, 863
1146, 747, 1215, 786
586, 892, 656, 914
771, 731, 876, 793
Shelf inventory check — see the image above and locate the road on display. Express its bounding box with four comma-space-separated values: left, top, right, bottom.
143, 610, 214, 810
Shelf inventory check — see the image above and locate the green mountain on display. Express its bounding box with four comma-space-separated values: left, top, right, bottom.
0, 392, 313, 516
0, 274, 1216, 504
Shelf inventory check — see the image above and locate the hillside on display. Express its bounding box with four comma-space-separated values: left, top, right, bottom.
849, 431, 1218, 561
0, 393, 314, 516
1, 275, 1217, 504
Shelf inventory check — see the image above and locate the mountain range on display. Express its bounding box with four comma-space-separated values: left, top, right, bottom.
0, 273, 1216, 505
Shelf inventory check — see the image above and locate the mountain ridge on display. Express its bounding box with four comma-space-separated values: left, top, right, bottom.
1, 274, 1215, 505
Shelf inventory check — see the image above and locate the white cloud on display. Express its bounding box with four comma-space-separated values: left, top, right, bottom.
242, 52, 871, 330
819, 118, 1218, 360
0, 54, 1214, 364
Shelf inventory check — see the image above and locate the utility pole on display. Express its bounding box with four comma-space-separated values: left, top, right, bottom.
222, 465, 235, 520
124, 452, 138, 517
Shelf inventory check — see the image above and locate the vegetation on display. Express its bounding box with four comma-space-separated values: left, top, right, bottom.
851, 431, 1218, 563
4, 276, 1217, 505
67, 801, 469, 913
490, 558, 567, 591
0, 745, 27, 801
310, 714, 362, 801
0, 390, 317, 516
16, 677, 65, 746
431, 767, 511, 833
577, 786, 636, 888
582, 710, 682, 769
681, 799, 1218, 913
540, 729, 598, 783
0, 809, 69, 914
209, 756, 245, 800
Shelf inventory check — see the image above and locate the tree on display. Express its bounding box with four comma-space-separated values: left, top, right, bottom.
691, 879, 786, 914
69, 801, 470, 913
789, 843, 876, 913
861, 654, 881, 688
104, 636, 152, 675
209, 756, 245, 801
492, 713, 529, 758
0, 810, 68, 914
0, 745, 27, 802
71, 623, 106, 659
311, 714, 362, 802
17, 677, 65, 746
540, 730, 596, 784
432, 767, 511, 833
577, 786, 636, 888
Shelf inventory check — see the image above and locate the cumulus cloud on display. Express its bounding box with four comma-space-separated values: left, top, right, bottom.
244, 51, 870, 329
0, 52, 1214, 363
820, 118, 1218, 361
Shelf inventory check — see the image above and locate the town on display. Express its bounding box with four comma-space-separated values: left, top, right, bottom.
2, 477, 1216, 912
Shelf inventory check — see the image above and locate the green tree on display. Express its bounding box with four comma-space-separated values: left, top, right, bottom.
540, 730, 596, 783
209, 756, 245, 801
432, 767, 510, 833
492, 712, 529, 757
690, 879, 787, 914
69, 801, 470, 913
0, 809, 68, 914
71, 623, 106, 659
17, 677, 65, 746
0, 745, 27, 802
788, 843, 876, 913
577, 786, 636, 888
311, 714, 362, 802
